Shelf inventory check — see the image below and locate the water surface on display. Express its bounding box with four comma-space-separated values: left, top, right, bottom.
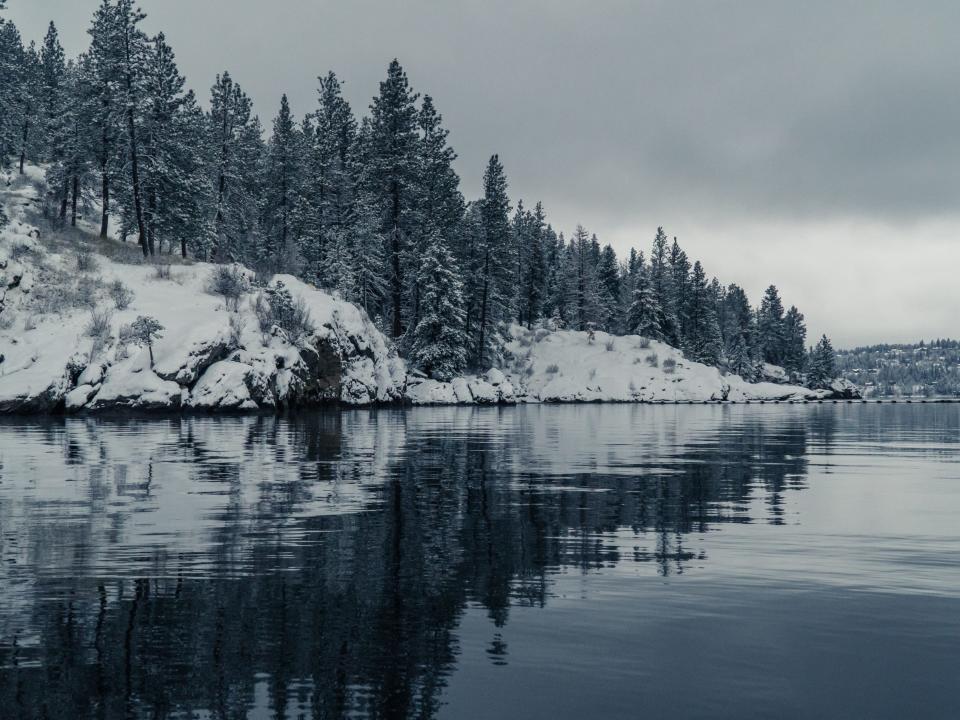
0, 405, 958, 719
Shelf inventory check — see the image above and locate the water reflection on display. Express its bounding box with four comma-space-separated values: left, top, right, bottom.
0, 404, 958, 719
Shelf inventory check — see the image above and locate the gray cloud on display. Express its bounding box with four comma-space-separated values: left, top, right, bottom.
5, 0, 959, 346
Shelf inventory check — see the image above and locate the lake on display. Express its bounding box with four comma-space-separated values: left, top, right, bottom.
1, 404, 958, 719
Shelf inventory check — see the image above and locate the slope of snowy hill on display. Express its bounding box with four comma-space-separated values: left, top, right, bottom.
405, 326, 857, 405
0, 166, 856, 414
0, 168, 405, 413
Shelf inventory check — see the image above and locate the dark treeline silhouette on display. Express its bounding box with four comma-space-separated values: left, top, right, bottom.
0, 407, 824, 718
0, 2, 832, 383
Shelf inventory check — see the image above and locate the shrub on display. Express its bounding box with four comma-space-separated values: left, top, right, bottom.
76, 248, 98, 273
228, 312, 246, 348
605, 339, 615, 351
663, 358, 677, 374
254, 281, 314, 341
633, 356, 642, 365
85, 308, 113, 339
206, 264, 249, 310
0, 313, 14, 330
129, 315, 164, 366
153, 262, 172, 280
589, 368, 597, 379
637, 337, 651, 349
74, 275, 100, 308
108, 280, 134, 310
645, 352, 659, 367
534, 328, 550, 342
23, 314, 37, 331
545, 363, 560, 374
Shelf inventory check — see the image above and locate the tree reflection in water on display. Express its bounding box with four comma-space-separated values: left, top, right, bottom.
0, 404, 847, 718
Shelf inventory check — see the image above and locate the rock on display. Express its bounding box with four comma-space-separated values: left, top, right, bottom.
823, 378, 861, 399
188, 361, 256, 410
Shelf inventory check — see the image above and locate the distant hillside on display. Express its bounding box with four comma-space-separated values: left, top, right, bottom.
837, 340, 960, 397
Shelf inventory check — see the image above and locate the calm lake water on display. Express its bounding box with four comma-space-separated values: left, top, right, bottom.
0, 404, 958, 719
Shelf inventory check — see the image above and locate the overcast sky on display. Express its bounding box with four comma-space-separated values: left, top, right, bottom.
6, 1, 959, 347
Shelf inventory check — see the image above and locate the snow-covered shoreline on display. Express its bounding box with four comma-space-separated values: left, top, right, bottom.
0, 170, 857, 415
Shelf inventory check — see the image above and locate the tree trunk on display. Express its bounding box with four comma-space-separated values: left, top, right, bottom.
59, 178, 69, 220
19, 118, 29, 175
100, 170, 110, 239
146, 191, 156, 256
123, 30, 148, 257
70, 176, 79, 227
390, 181, 403, 338
180, 237, 187, 259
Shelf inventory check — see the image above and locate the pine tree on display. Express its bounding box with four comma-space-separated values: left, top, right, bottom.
758, 284, 786, 365
140, 34, 213, 257
366, 59, 421, 338
0, 19, 25, 168
595, 244, 621, 331
85, 0, 121, 238
208, 71, 262, 261
571, 224, 600, 331
627, 255, 663, 339
470, 154, 512, 366
409, 232, 468, 381
807, 335, 837, 388
260, 94, 300, 272
782, 306, 807, 379
523, 201, 547, 328
669, 238, 691, 348
111, 0, 151, 255
297, 71, 358, 284
683, 260, 723, 365
409, 93, 463, 330
649, 227, 679, 344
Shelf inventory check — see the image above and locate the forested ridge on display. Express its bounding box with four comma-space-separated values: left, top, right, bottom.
837, 340, 960, 397
0, 1, 836, 385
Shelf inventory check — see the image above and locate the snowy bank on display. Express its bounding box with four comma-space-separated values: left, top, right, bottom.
0, 170, 404, 413
0, 167, 857, 414
406, 325, 856, 405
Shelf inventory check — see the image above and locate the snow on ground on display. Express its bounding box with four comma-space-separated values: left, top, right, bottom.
0, 164, 855, 414
407, 325, 839, 405
0, 165, 405, 413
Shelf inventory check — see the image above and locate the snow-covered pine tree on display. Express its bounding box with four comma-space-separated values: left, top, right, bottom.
296, 71, 358, 285
683, 260, 723, 365
365, 59, 421, 338
669, 238, 691, 348
109, 0, 151, 255
208, 71, 263, 262
571, 224, 600, 331
409, 93, 463, 331
349, 194, 388, 319
0, 18, 25, 168
409, 231, 468, 381
649, 227, 679, 345
758, 284, 786, 365
782, 306, 807, 379
522, 201, 547, 328
37, 22, 71, 218
85, 0, 122, 238
807, 335, 836, 388
471, 154, 512, 367
139, 34, 213, 257
720, 284, 759, 378
544, 234, 576, 328
259, 94, 301, 272
627, 255, 663, 340
595, 244, 621, 332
